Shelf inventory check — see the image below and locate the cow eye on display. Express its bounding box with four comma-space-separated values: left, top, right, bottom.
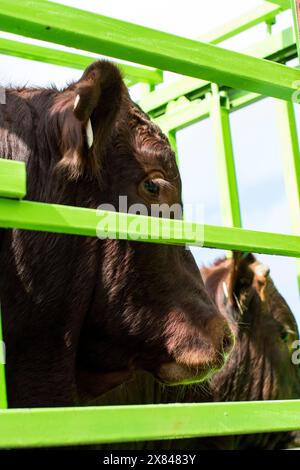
139, 172, 165, 201
144, 180, 160, 195
280, 330, 289, 343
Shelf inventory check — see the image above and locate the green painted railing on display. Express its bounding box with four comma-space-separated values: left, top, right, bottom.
0, 0, 300, 100
0, 0, 300, 448
0, 37, 163, 88
0, 401, 300, 448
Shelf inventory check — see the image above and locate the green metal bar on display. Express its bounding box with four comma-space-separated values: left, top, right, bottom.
0, 0, 299, 102
292, 0, 300, 60
0, 400, 299, 448
271, 0, 292, 8
0, 160, 26, 199
199, 2, 283, 45
0, 37, 163, 88
167, 130, 179, 165
0, 305, 7, 410
141, 77, 209, 116
154, 98, 210, 133
210, 87, 241, 228
275, 99, 300, 291
140, 26, 297, 116
0, 198, 299, 257
154, 28, 297, 133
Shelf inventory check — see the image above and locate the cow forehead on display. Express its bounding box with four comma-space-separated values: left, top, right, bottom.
135, 140, 178, 175
116, 105, 179, 178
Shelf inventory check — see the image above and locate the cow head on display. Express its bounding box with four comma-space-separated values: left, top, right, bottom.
202, 252, 300, 403
45, 61, 234, 400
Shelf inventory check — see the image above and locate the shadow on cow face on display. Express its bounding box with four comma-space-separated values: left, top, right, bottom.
206, 252, 300, 402
50, 60, 234, 399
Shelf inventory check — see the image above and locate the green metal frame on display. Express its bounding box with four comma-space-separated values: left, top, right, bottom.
0, 0, 300, 448
198, 1, 285, 44
275, 99, 300, 290
210, 85, 241, 228
0, 0, 300, 101
0, 194, 299, 256
0, 159, 26, 199
0, 37, 163, 88
0, 400, 300, 448
140, 26, 297, 116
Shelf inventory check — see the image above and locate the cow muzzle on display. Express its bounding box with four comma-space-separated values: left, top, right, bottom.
156, 315, 235, 385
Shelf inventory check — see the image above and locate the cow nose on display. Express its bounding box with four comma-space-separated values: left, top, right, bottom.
221, 324, 235, 356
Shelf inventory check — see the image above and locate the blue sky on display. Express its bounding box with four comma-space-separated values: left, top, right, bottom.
0, 0, 299, 326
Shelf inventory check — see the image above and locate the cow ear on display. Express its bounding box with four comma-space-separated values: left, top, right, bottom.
55, 60, 124, 179
228, 252, 255, 306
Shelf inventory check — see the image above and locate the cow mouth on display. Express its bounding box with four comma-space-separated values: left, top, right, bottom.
155, 362, 221, 385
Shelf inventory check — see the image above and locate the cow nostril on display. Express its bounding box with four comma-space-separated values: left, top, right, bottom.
222, 326, 235, 355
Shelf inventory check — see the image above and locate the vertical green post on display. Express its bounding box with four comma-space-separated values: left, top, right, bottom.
168, 130, 179, 166
0, 305, 7, 409
275, 99, 300, 292
210, 84, 242, 228
291, 0, 300, 60
139, 83, 155, 98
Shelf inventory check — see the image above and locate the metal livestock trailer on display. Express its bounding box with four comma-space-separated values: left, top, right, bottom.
0, 0, 300, 448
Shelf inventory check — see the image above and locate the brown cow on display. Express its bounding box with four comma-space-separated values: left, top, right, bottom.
96, 252, 300, 450
0, 61, 233, 407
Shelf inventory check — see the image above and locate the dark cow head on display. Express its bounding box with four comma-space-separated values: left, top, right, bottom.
199, 252, 300, 449
95, 252, 300, 450
65, 62, 234, 398
202, 252, 300, 403
0, 61, 233, 406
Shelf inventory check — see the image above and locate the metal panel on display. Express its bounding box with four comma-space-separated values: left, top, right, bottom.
0, 0, 299, 100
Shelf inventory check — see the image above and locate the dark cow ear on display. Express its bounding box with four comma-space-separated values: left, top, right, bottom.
56, 60, 124, 179
228, 252, 255, 306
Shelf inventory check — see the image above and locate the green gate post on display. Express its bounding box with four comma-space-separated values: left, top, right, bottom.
275, 99, 300, 291
0, 159, 26, 409
167, 130, 179, 165
210, 84, 242, 228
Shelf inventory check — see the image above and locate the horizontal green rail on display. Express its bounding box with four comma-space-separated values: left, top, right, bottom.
0, 37, 163, 87
270, 0, 291, 8
0, 0, 300, 101
0, 198, 299, 257
141, 26, 296, 115
0, 160, 26, 199
0, 400, 299, 448
154, 98, 210, 133
199, 1, 283, 44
